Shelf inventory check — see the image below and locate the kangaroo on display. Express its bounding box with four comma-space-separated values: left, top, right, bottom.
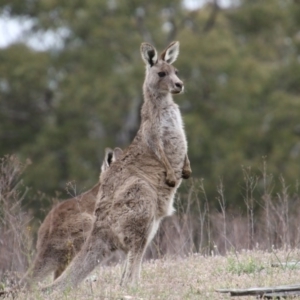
41, 41, 191, 293
18, 147, 123, 289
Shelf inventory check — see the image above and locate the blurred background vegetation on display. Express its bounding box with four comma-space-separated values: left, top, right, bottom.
0, 0, 299, 220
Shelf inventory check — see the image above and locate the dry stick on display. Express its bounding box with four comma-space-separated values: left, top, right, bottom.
194, 180, 207, 253
242, 166, 258, 250
201, 179, 212, 253
166, 187, 194, 257
295, 180, 300, 246
262, 158, 273, 251
268, 198, 286, 248
242, 166, 250, 249
153, 218, 177, 258
150, 234, 162, 259
267, 175, 292, 249
217, 284, 300, 298
217, 178, 227, 253
170, 193, 188, 257
185, 181, 195, 253
150, 191, 191, 259
278, 175, 290, 248
166, 182, 198, 257
199, 179, 211, 255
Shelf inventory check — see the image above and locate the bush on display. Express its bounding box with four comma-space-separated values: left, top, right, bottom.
0, 155, 33, 283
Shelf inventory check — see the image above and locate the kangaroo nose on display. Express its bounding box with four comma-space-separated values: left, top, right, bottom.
175, 82, 183, 89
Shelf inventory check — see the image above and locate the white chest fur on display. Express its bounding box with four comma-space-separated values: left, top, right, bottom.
160, 101, 187, 152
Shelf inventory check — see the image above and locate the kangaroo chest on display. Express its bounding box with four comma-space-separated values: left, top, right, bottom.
160, 104, 187, 165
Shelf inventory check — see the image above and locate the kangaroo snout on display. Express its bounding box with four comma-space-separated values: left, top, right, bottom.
172, 81, 184, 94
175, 82, 183, 89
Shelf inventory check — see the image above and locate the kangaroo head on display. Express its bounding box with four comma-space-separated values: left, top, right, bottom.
140, 41, 183, 96
100, 147, 123, 179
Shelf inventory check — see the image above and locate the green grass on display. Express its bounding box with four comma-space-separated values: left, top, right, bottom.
226, 254, 264, 275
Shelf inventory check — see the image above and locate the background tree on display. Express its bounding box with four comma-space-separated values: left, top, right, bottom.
0, 0, 299, 219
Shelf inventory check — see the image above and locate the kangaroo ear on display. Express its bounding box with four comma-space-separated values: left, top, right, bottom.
160, 41, 180, 64
140, 43, 158, 67
112, 147, 123, 162
101, 148, 113, 172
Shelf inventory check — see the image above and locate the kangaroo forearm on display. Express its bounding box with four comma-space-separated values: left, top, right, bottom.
183, 154, 190, 169
182, 153, 192, 179
157, 145, 173, 171
146, 134, 171, 170
157, 144, 177, 187
146, 136, 176, 186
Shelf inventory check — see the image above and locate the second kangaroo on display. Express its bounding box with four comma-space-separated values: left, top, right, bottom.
18, 147, 122, 289
42, 40, 191, 292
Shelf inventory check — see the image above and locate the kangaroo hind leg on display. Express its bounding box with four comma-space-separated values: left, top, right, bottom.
41, 228, 112, 293
120, 244, 147, 287
119, 183, 156, 286
19, 251, 59, 289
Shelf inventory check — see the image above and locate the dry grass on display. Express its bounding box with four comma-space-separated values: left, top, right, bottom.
5, 249, 300, 299
1, 155, 300, 299
0, 155, 32, 277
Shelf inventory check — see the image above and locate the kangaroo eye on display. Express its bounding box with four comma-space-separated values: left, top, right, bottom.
158, 72, 166, 78
175, 70, 179, 75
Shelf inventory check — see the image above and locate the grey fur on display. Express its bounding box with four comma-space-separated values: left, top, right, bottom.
42, 41, 191, 292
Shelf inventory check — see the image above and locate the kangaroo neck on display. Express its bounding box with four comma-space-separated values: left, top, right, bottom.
142, 85, 174, 111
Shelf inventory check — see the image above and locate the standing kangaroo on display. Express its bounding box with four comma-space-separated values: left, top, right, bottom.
42, 41, 191, 293
18, 147, 123, 289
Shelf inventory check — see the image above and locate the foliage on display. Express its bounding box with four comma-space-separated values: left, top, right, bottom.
0, 0, 299, 218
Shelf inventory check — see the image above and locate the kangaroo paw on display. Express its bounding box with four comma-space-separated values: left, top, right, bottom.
165, 174, 176, 187
182, 168, 192, 179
